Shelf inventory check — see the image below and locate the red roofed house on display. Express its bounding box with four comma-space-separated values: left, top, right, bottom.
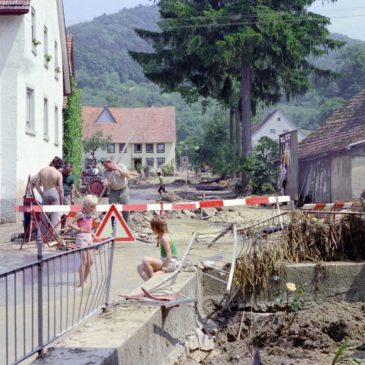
0, 0, 72, 222
82, 106, 176, 172
298, 89, 365, 204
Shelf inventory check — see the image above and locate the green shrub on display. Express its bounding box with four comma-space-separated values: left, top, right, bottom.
161, 161, 175, 176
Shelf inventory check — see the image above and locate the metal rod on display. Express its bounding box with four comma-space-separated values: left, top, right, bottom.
59, 256, 63, 334
72, 252, 76, 326
66, 254, 69, 329
201, 271, 228, 284
14, 272, 17, 361
53, 259, 56, 338
5, 276, 9, 365
226, 224, 238, 293
31, 266, 34, 350
105, 239, 115, 308
23, 270, 26, 356
46, 261, 50, 342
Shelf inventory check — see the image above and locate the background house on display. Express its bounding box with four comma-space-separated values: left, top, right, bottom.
82, 106, 176, 171
252, 110, 307, 146
298, 89, 365, 203
0, 0, 71, 222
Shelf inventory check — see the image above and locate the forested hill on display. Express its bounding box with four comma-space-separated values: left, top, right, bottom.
68, 5, 365, 136
68, 5, 159, 86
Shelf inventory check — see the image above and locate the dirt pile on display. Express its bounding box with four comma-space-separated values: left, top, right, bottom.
197, 302, 365, 365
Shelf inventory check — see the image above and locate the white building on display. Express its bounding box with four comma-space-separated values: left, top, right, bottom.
252, 110, 307, 146
0, 0, 71, 222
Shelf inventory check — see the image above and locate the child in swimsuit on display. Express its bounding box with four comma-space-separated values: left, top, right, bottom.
68, 195, 99, 287
137, 215, 178, 281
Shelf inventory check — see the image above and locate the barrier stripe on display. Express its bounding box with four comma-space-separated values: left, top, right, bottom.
200, 200, 224, 208
302, 202, 354, 210
16, 195, 291, 213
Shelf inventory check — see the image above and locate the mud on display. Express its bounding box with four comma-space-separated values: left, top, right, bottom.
194, 301, 365, 365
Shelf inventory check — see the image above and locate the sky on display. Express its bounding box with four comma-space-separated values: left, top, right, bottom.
63, 0, 365, 41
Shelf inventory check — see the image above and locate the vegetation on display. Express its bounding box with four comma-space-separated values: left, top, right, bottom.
69, 6, 365, 134
68, 5, 365, 192
82, 130, 112, 166
63, 78, 83, 185
129, 0, 343, 189
250, 137, 279, 195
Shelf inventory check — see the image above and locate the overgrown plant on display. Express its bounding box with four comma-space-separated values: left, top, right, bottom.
63, 78, 83, 186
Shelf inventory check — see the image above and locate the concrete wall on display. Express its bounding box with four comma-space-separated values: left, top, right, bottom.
331, 154, 352, 201
32, 271, 202, 365
0, 1, 64, 222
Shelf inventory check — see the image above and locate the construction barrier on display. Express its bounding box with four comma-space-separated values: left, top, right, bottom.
301, 202, 355, 211
16, 195, 291, 213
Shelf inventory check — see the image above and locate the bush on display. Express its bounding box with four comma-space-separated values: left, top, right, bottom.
161, 161, 175, 176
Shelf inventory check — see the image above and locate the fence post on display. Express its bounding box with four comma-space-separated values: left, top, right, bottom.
105, 223, 116, 308
37, 237, 44, 356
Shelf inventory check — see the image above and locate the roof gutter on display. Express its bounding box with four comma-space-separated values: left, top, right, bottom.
347, 140, 365, 150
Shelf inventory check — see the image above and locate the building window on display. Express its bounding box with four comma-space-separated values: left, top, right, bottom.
119, 143, 127, 153
26, 88, 35, 133
146, 158, 154, 167
157, 158, 165, 167
107, 143, 115, 153
157, 143, 165, 153
31, 7, 37, 55
54, 41, 59, 79
134, 144, 142, 153
44, 26, 49, 68
270, 129, 276, 134
146, 143, 154, 153
43, 98, 48, 140
277, 117, 281, 121
54, 106, 59, 145
283, 129, 289, 133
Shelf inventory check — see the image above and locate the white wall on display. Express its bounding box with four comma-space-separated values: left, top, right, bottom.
0, 0, 64, 221
86, 142, 176, 172
252, 111, 306, 146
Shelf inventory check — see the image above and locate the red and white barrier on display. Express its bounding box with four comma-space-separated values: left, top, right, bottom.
16, 195, 291, 213
301, 202, 354, 211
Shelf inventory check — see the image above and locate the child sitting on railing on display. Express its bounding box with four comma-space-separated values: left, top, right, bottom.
67, 195, 100, 287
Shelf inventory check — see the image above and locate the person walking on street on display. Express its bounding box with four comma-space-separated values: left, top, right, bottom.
101, 158, 138, 225
157, 171, 166, 196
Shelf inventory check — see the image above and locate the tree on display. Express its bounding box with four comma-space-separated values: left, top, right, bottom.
83, 130, 112, 166
250, 137, 279, 194
129, 0, 343, 190
63, 78, 83, 185
190, 109, 241, 178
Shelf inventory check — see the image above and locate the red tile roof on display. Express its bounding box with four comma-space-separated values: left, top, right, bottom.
0, 0, 30, 14
299, 89, 365, 160
82, 106, 176, 143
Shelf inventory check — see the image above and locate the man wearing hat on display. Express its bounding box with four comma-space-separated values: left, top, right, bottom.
101, 158, 138, 225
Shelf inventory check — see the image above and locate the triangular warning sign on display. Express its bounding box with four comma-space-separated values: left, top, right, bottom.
24, 175, 36, 204
95, 204, 135, 242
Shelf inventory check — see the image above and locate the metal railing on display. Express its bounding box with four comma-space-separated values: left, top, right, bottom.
0, 238, 115, 365
237, 212, 291, 254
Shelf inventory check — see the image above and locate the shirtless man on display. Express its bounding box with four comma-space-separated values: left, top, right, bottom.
35, 156, 64, 229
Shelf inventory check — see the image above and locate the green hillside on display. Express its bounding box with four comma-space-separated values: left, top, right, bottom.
68, 5, 365, 137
